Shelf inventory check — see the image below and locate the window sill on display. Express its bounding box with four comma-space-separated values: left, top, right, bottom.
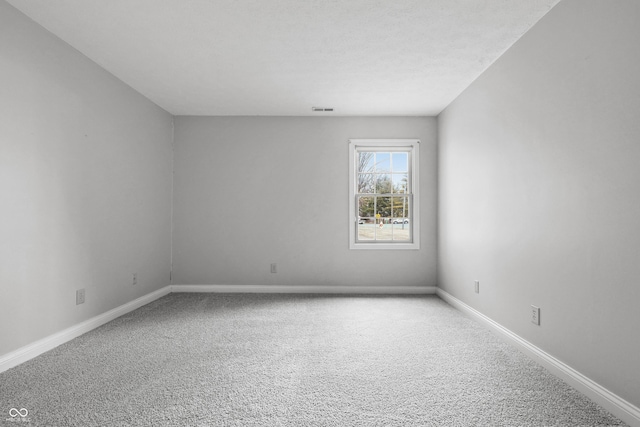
350, 242, 420, 250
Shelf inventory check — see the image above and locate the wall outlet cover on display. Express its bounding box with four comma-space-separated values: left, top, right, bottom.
531, 305, 540, 325
76, 289, 85, 305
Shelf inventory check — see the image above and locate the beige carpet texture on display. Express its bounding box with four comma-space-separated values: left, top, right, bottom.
0, 294, 626, 426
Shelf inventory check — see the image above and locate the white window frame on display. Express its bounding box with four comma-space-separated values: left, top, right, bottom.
348, 139, 420, 250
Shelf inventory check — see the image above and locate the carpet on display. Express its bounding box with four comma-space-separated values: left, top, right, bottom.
0, 293, 626, 426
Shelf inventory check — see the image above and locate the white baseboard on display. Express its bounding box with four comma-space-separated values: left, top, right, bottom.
171, 284, 437, 294
0, 286, 171, 374
436, 288, 640, 427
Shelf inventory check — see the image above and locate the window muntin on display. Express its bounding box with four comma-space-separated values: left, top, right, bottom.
349, 139, 420, 250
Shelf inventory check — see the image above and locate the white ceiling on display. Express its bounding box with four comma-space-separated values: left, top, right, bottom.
6, 0, 560, 116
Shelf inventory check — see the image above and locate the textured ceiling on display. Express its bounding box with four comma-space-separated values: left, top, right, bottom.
6, 0, 560, 116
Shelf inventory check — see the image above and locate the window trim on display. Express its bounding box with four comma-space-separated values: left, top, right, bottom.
348, 139, 420, 250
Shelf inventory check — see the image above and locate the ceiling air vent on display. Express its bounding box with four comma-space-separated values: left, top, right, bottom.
312, 107, 334, 112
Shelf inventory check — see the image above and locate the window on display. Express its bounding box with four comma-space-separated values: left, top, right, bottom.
348, 139, 420, 250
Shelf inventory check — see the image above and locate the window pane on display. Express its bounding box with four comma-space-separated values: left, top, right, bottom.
375, 152, 391, 173
358, 173, 375, 193
377, 196, 391, 219
376, 174, 391, 194
358, 196, 375, 218
392, 152, 408, 173
358, 152, 374, 173
392, 223, 411, 241
391, 197, 409, 219
392, 174, 408, 194
357, 222, 375, 241
376, 222, 393, 241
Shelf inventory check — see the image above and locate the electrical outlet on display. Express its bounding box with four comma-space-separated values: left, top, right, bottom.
531, 305, 540, 325
270, 263, 277, 274
132, 273, 137, 285
474, 280, 480, 293
76, 289, 85, 305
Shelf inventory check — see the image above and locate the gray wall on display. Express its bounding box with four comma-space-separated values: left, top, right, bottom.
172, 116, 437, 288
438, 0, 640, 408
0, 2, 174, 355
